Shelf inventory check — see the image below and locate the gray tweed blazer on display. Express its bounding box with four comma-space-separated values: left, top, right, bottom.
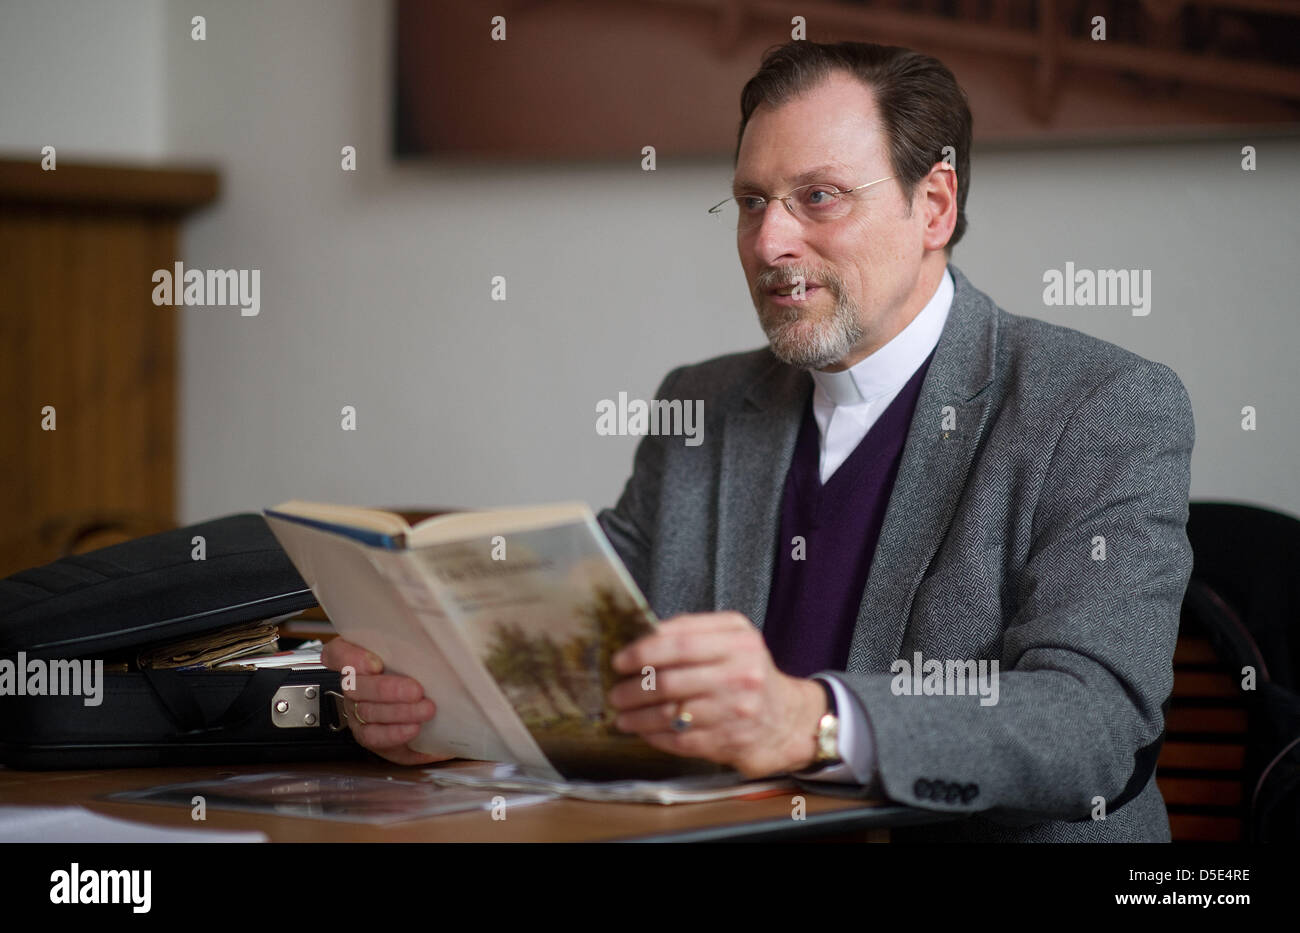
597, 264, 1194, 842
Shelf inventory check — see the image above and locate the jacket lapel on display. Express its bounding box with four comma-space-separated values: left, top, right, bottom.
844, 264, 999, 672
714, 359, 810, 629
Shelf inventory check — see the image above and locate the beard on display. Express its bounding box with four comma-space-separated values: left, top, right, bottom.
752, 266, 864, 370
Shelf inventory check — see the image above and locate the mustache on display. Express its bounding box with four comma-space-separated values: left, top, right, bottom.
754, 266, 839, 294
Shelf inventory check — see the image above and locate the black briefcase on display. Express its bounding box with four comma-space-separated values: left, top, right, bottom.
0, 514, 362, 769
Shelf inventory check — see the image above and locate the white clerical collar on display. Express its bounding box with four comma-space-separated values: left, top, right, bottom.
810, 267, 953, 407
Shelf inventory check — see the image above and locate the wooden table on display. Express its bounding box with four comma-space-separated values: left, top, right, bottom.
0, 758, 952, 842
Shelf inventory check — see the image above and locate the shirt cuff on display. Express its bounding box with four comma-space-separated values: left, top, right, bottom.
790, 674, 878, 786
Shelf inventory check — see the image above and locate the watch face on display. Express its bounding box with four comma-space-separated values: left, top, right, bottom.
816, 713, 840, 761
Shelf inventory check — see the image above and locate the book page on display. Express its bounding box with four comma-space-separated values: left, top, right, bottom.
264, 516, 513, 763
268, 500, 412, 538
370, 551, 560, 779
407, 501, 592, 547
268, 500, 593, 550
413, 515, 724, 781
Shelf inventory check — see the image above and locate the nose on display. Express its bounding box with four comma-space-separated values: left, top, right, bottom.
747, 197, 806, 266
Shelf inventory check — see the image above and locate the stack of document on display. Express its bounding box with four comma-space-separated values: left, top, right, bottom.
214, 640, 327, 670
137, 619, 279, 670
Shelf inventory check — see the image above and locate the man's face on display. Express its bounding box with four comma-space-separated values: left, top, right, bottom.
733, 70, 930, 371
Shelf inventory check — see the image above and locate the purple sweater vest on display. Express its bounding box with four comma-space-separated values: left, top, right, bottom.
762, 349, 936, 677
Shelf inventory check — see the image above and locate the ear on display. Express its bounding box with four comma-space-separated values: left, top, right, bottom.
919, 162, 958, 252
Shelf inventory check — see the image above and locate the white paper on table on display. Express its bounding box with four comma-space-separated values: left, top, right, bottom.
0, 805, 269, 843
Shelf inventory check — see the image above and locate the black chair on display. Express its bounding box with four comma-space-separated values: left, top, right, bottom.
1159, 502, 1300, 842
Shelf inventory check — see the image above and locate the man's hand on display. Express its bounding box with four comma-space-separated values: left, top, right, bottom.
607, 611, 827, 778
320, 637, 452, 766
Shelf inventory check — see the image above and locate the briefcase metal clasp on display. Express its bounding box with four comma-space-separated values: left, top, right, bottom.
270, 684, 323, 729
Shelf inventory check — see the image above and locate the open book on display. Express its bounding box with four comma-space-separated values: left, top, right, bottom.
264, 500, 723, 782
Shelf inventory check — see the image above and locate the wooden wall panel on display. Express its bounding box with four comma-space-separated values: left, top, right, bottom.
0, 161, 218, 577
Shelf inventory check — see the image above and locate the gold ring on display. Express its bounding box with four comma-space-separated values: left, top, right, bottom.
351, 699, 368, 725
672, 703, 693, 733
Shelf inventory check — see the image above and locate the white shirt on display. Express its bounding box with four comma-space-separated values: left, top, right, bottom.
794, 268, 954, 786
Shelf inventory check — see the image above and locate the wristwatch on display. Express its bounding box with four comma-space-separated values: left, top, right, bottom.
812, 679, 842, 767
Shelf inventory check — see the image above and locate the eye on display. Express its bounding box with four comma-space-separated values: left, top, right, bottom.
800, 185, 841, 209
738, 195, 766, 213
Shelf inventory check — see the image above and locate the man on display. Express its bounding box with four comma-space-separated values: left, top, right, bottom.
323, 41, 1194, 842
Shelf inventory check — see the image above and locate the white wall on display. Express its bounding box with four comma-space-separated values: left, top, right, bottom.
0, 0, 167, 159
5, 0, 1298, 521
958, 138, 1300, 516
163, 0, 752, 519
